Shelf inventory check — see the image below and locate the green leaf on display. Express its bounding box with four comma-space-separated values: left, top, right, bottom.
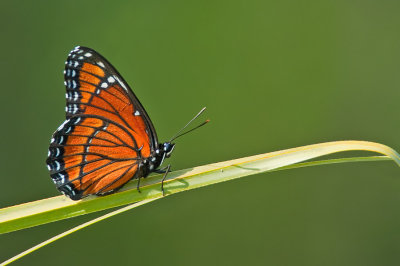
1, 140, 399, 235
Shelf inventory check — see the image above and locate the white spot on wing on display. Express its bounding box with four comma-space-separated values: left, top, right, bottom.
53, 172, 66, 183
134, 110, 140, 116
84, 52, 92, 57
57, 120, 68, 131
68, 104, 79, 113
64, 184, 76, 196
101, 82, 108, 88
107, 76, 115, 83
59, 173, 65, 183
97, 61, 105, 68
54, 161, 60, 170
114, 76, 129, 92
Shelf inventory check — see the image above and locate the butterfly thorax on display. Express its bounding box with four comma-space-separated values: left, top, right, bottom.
139, 142, 175, 177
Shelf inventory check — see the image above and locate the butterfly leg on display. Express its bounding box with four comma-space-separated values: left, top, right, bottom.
154, 165, 170, 173
155, 164, 171, 196
136, 176, 141, 193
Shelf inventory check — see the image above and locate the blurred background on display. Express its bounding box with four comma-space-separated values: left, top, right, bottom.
1, 0, 400, 265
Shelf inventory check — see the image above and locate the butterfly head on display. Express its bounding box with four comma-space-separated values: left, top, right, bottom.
163, 142, 175, 158
147, 107, 208, 174
150, 142, 175, 165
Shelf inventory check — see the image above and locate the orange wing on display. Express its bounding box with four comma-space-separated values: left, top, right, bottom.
47, 46, 158, 200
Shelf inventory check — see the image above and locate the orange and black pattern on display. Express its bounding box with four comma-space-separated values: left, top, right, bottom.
46, 46, 163, 200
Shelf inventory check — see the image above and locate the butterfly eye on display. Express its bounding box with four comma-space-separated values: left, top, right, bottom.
164, 143, 175, 158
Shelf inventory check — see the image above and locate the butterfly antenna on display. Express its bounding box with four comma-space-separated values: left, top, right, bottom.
169, 107, 209, 142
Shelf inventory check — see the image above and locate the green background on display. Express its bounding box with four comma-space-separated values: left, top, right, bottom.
1, 0, 400, 265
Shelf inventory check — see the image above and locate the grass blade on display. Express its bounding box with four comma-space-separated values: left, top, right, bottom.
1, 140, 399, 235
1, 140, 399, 265
0, 198, 158, 266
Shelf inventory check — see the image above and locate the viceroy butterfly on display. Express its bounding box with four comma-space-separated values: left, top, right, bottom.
46, 46, 208, 200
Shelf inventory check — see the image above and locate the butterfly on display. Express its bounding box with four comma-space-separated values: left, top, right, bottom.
46, 46, 208, 200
